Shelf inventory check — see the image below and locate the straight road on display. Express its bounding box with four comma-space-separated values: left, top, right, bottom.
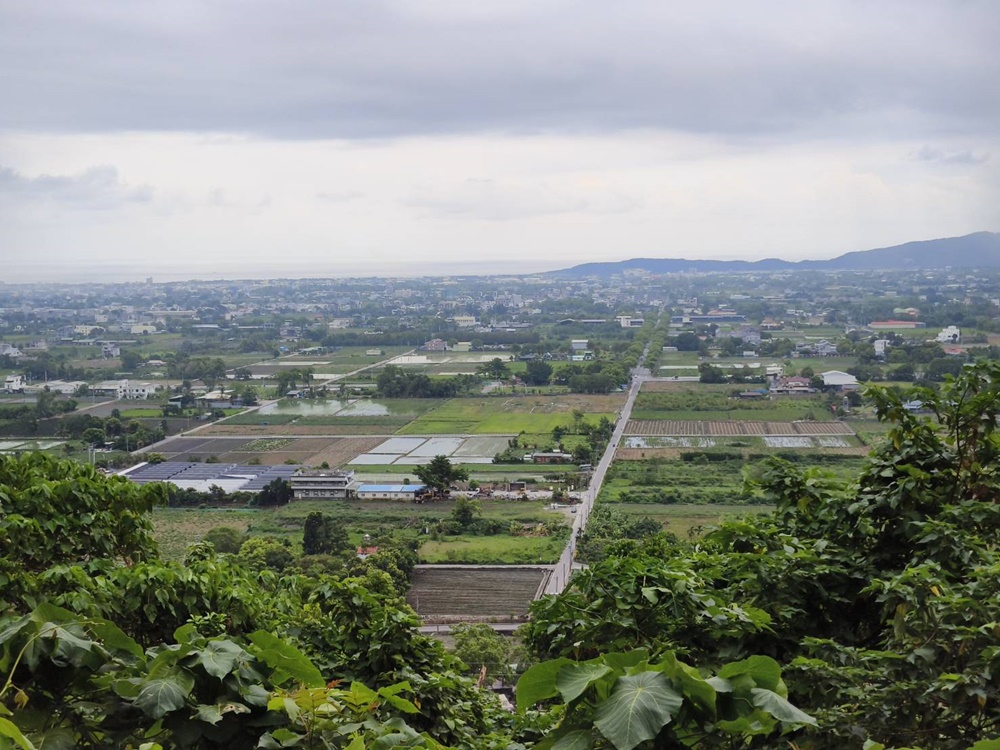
543, 362, 647, 595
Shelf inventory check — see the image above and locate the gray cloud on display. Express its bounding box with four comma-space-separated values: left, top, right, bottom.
914, 146, 990, 165
1, 0, 997, 141
0, 164, 153, 209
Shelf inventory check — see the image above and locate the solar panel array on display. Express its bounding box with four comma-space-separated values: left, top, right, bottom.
124, 461, 298, 492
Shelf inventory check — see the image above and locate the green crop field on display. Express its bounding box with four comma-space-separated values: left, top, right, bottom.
399, 395, 621, 435
419, 534, 567, 564
632, 386, 834, 421
612, 503, 774, 539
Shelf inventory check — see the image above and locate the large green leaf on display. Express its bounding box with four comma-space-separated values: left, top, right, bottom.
197, 639, 245, 680
516, 658, 573, 711
28, 726, 75, 750
556, 662, 612, 703
248, 631, 324, 688
133, 672, 196, 719
0, 718, 36, 750
593, 671, 682, 750
718, 655, 782, 692
88, 619, 143, 659
552, 729, 594, 750
750, 688, 816, 726
969, 741, 1000, 750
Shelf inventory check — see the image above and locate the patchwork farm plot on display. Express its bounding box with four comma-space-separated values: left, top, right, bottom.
349, 435, 512, 466
407, 567, 550, 620
617, 420, 865, 459
624, 420, 855, 436
213, 398, 442, 435
149, 435, 386, 466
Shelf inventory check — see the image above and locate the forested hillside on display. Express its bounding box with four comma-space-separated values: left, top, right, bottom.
6, 365, 1000, 748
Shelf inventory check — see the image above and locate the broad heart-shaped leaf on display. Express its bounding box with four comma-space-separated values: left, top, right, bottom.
517, 658, 574, 711
0, 717, 36, 750
248, 631, 324, 688
88, 619, 143, 659
601, 650, 650, 673
750, 688, 816, 727
718, 656, 783, 693
196, 639, 245, 680
593, 671, 682, 750
133, 671, 196, 719
556, 662, 612, 704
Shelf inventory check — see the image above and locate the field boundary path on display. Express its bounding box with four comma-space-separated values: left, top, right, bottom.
544, 361, 649, 595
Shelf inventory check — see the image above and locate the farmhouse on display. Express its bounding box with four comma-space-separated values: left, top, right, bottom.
869, 320, 926, 330
771, 376, 815, 394
529, 451, 575, 464
936, 326, 961, 343
290, 469, 357, 500
821, 371, 860, 390
356, 484, 427, 501
4, 374, 24, 393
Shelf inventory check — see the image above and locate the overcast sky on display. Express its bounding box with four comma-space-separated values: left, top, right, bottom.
1, 0, 998, 282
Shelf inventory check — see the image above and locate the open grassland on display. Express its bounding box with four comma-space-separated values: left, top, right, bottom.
399, 394, 623, 435
153, 509, 256, 560
153, 497, 568, 562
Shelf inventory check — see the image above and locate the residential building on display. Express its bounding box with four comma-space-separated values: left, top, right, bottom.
452, 315, 477, 328
422, 338, 447, 351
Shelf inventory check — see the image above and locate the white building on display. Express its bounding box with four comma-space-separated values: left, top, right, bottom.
290, 469, 357, 500
615, 315, 645, 328
3, 374, 24, 393
452, 315, 477, 328
873, 339, 890, 358
92, 379, 158, 400
936, 326, 961, 344
356, 484, 427, 501
821, 371, 860, 390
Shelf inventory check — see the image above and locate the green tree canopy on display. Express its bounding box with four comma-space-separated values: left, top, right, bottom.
414, 455, 468, 495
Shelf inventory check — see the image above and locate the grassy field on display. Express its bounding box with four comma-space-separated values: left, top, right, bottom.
598, 456, 867, 506
153, 497, 569, 562
633, 383, 834, 421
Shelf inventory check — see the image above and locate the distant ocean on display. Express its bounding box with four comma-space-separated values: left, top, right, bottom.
3, 258, 558, 284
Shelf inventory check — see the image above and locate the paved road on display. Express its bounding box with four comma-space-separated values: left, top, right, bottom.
543, 362, 648, 595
